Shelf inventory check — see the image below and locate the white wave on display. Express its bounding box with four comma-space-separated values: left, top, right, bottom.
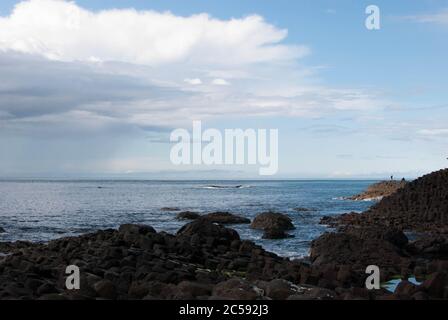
200, 185, 252, 190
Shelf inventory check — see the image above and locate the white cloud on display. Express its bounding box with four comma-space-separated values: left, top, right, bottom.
0, 0, 391, 176
184, 78, 202, 85
418, 128, 448, 136
403, 9, 448, 25
0, 0, 308, 66
212, 78, 230, 86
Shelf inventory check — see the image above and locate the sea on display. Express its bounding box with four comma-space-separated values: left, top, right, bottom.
0, 180, 376, 259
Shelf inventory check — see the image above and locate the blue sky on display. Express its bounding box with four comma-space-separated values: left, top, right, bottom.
0, 0, 447, 179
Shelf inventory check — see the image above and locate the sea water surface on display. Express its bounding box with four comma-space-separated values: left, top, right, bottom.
0, 180, 376, 258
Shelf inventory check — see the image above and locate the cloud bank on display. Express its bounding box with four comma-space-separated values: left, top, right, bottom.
0, 0, 391, 175
0, 0, 307, 65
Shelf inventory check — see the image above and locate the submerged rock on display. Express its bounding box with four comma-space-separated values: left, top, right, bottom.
294, 207, 316, 212
161, 207, 181, 212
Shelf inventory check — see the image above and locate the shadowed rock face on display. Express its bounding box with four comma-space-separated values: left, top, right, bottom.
310, 169, 448, 299
324, 169, 448, 233
364, 169, 448, 232
310, 229, 408, 273
262, 227, 295, 240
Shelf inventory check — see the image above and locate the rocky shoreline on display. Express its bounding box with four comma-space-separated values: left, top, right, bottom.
347, 180, 407, 201
1, 170, 448, 300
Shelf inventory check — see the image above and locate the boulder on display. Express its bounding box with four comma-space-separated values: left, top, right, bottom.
200, 212, 250, 225
93, 279, 117, 299
262, 227, 294, 240
251, 212, 295, 231
161, 207, 181, 212
176, 220, 240, 242
174, 281, 213, 299
310, 232, 404, 273
212, 279, 260, 300
265, 279, 298, 300
176, 211, 201, 220
119, 224, 156, 236
394, 280, 418, 296
420, 272, 447, 298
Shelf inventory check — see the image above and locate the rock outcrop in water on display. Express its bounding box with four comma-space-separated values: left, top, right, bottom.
251, 212, 295, 240
251, 212, 295, 231
348, 180, 407, 201
176, 211, 250, 225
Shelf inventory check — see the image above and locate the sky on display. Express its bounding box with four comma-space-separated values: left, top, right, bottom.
0, 0, 447, 179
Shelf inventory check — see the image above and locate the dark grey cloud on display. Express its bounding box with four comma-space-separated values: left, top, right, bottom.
0, 51, 188, 128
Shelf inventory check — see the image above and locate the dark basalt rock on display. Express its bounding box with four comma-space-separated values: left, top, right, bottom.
348, 180, 407, 201
200, 212, 250, 225
349, 169, 448, 232
262, 227, 294, 240
176, 211, 201, 220
251, 212, 295, 231
294, 207, 316, 212
310, 231, 406, 274
176, 220, 240, 242
211, 278, 260, 300
160, 207, 181, 212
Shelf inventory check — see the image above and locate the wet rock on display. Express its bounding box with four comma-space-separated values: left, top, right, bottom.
0, 227, 5, 233
420, 272, 447, 298
294, 207, 316, 212
262, 227, 294, 240
357, 169, 448, 232
161, 207, 181, 212
265, 279, 298, 300
412, 291, 429, 300
200, 212, 250, 225
212, 279, 260, 300
176, 212, 201, 220
251, 212, 295, 231
174, 281, 213, 299
288, 287, 336, 300
93, 279, 117, 299
37, 282, 57, 295
38, 293, 68, 300
310, 232, 404, 273
348, 180, 407, 201
394, 280, 418, 296
176, 220, 240, 243
119, 224, 156, 236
